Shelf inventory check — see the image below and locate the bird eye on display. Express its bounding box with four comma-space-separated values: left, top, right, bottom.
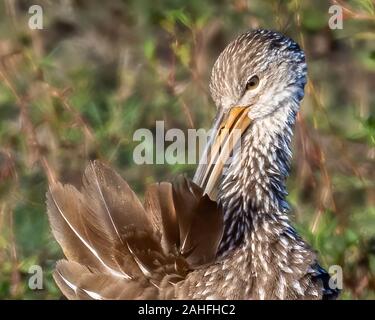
246, 75, 259, 90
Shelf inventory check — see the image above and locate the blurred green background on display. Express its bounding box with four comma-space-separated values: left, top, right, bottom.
0, 0, 374, 299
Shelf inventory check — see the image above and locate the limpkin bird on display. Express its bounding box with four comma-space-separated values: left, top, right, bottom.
47, 29, 338, 299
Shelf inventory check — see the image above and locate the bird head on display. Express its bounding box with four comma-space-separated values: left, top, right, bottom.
194, 29, 307, 199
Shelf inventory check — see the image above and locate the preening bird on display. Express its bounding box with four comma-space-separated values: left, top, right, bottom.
46, 29, 339, 300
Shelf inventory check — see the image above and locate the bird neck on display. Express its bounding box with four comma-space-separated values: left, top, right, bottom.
217, 100, 299, 255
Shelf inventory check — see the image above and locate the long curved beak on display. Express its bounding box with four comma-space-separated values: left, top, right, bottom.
193, 106, 252, 200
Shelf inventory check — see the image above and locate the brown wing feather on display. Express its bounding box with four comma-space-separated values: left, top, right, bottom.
47, 183, 132, 278
47, 161, 223, 299
54, 260, 158, 300
144, 182, 179, 254
171, 176, 223, 267
84, 162, 179, 278
82, 161, 153, 235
